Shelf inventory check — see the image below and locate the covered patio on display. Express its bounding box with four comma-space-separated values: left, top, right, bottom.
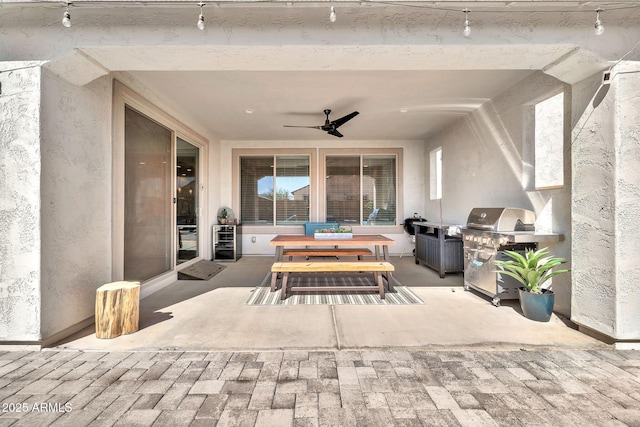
54, 256, 605, 352
1, 0, 639, 350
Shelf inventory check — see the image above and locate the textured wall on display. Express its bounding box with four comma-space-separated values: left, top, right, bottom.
0, 64, 43, 341
572, 62, 640, 340
1, 4, 639, 87
615, 62, 640, 338
39, 72, 113, 341
0, 65, 112, 343
423, 71, 573, 316
423, 72, 571, 224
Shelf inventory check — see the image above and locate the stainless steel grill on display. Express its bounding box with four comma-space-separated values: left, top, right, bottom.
466, 207, 535, 232
462, 207, 562, 306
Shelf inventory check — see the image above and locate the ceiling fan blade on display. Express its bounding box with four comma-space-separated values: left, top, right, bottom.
331, 111, 359, 129
284, 109, 358, 137
283, 125, 322, 130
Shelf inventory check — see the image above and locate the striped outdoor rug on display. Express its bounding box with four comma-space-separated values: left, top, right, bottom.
246, 273, 423, 305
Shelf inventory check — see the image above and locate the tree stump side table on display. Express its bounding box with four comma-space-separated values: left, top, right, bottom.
95, 281, 140, 339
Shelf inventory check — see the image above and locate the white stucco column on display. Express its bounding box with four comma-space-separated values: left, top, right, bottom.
572, 61, 640, 346
0, 62, 44, 342
1, 61, 112, 346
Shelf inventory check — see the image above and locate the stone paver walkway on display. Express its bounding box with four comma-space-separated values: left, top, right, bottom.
0, 349, 639, 426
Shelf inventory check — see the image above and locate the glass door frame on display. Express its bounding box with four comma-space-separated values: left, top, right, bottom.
113, 81, 209, 283
176, 135, 206, 265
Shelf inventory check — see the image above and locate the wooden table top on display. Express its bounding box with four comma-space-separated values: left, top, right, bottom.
269, 234, 395, 246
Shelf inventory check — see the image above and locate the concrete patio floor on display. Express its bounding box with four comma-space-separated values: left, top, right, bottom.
53, 256, 607, 352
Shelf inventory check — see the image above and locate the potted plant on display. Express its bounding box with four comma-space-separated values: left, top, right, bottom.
494, 247, 569, 322
219, 208, 228, 224
313, 226, 353, 239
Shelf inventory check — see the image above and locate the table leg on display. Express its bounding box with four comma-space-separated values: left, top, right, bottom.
273, 247, 285, 287
381, 245, 394, 291
376, 272, 385, 299
280, 273, 289, 300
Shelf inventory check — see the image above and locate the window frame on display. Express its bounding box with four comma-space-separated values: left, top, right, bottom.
232, 148, 316, 233
319, 148, 402, 233
532, 91, 565, 191
430, 147, 443, 200
233, 147, 403, 234
238, 154, 312, 227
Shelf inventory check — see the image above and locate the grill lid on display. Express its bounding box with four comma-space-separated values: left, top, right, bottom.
404, 217, 426, 235
466, 207, 535, 232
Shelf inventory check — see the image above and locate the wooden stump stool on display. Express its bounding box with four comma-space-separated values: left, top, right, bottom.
95, 281, 140, 339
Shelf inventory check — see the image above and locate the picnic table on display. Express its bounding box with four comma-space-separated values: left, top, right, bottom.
268, 234, 396, 299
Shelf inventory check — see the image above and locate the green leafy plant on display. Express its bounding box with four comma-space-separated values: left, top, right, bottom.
316, 227, 351, 233
494, 247, 569, 294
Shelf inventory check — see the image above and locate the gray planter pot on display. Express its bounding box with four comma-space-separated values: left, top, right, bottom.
518, 288, 555, 322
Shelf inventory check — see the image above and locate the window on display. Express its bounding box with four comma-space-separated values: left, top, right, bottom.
325, 155, 397, 226
430, 147, 442, 200
534, 92, 564, 189
240, 155, 310, 225
235, 148, 400, 228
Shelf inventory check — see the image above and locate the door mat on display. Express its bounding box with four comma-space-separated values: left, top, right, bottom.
178, 260, 226, 280
246, 273, 423, 305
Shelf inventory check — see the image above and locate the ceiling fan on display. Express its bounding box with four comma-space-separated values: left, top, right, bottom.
284, 109, 359, 138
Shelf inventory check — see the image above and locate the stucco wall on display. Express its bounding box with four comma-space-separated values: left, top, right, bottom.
615, 62, 640, 339
572, 61, 640, 340
0, 63, 43, 341
423, 71, 573, 316
39, 71, 113, 341
0, 65, 113, 344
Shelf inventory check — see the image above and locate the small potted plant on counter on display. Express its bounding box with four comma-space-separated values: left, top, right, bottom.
218, 208, 228, 224
494, 247, 569, 322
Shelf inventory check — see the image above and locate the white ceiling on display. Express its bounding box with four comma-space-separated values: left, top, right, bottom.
126, 69, 535, 141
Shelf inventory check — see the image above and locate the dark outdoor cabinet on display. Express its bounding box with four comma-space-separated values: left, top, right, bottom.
414, 222, 464, 278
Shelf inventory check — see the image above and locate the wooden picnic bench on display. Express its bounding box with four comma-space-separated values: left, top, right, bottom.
282, 247, 372, 260
270, 234, 396, 286
271, 261, 395, 300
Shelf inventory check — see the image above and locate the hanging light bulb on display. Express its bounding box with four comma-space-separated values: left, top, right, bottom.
594, 8, 604, 35
197, 2, 205, 30
329, 6, 337, 23
462, 9, 471, 38
62, 3, 71, 28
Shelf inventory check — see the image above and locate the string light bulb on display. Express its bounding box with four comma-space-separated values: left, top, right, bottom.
462, 9, 471, 38
329, 6, 337, 23
594, 8, 604, 35
62, 3, 71, 28
197, 2, 205, 30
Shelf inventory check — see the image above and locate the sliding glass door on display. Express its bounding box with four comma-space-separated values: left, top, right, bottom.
116, 80, 208, 283
176, 138, 199, 264
124, 106, 173, 281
